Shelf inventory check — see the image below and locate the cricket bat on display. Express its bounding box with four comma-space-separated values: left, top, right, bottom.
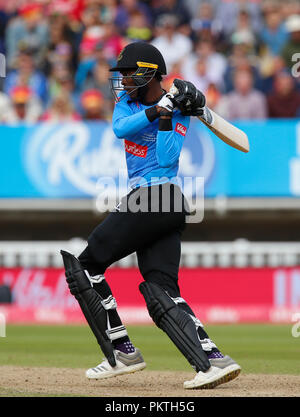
169, 86, 249, 153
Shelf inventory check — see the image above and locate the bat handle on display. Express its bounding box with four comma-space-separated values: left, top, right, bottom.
169, 84, 179, 96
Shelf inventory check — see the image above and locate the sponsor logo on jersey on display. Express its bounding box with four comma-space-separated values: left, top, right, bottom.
175, 123, 187, 136
124, 140, 148, 158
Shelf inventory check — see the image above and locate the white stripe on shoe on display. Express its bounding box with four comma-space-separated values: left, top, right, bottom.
86, 348, 146, 380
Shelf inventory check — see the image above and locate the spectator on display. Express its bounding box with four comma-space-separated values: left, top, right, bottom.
230, 9, 256, 50
190, 1, 223, 43
217, 69, 267, 119
97, 0, 118, 24
47, 11, 73, 45
79, 35, 101, 64
114, 0, 153, 35
161, 62, 184, 92
45, 41, 74, 77
281, 15, 300, 70
182, 56, 220, 94
80, 26, 105, 60
259, 55, 287, 94
95, 23, 124, 62
4, 49, 48, 105
46, 0, 85, 22
5, 3, 49, 69
43, 13, 77, 76
48, 64, 79, 106
223, 40, 261, 93
215, 0, 263, 36
152, 0, 191, 28
267, 70, 300, 118
6, 85, 43, 123
151, 14, 192, 73
76, 3, 110, 60
75, 21, 123, 90
260, 7, 289, 56
80, 3, 102, 30
126, 11, 152, 42
80, 89, 106, 120
182, 39, 227, 92
205, 82, 222, 111
82, 58, 112, 101
40, 92, 81, 122
0, 5, 15, 55
279, 0, 300, 20
184, 0, 220, 18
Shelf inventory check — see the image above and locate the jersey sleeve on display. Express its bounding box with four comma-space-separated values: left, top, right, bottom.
112, 98, 151, 139
156, 112, 190, 168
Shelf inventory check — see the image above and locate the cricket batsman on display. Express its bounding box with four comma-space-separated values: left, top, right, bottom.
61, 41, 241, 389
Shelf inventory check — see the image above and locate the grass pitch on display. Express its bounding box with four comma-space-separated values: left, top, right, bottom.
0, 324, 299, 375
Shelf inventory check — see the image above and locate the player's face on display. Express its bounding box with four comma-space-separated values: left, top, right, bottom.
120, 70, 139, 99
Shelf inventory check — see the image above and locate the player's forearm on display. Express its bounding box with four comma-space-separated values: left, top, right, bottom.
113, 110, 151, 138
113, 105, 164, 138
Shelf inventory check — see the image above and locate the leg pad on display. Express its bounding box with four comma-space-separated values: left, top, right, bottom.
61, 250, 116, 367
139, 281, 210, 372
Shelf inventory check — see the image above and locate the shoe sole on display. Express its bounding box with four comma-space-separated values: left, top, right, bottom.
86, 362, 146, 380
184, 364, 241, 389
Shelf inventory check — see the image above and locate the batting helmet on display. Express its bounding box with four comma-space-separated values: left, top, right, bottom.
109, 42, 167, 101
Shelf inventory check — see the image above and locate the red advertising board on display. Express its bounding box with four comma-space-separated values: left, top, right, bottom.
0, 267, 299, 324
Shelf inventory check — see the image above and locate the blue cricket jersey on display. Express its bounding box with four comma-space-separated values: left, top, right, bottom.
112, 94, 190, 189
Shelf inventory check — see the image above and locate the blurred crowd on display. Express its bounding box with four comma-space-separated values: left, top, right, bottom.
0, 0, 299, 123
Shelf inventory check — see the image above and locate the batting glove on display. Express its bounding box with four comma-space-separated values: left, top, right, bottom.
170, 79, 206, 117
157, 93, 174, 112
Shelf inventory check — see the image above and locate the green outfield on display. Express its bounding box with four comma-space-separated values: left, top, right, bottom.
0, 324, 299, 375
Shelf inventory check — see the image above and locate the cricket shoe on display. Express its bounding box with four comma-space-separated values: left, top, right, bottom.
183, 355, 241, 389
86, 348, 146, 380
